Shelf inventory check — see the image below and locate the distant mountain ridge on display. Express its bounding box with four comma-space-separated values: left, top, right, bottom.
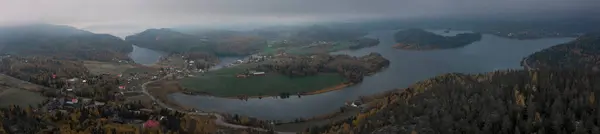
0, 24, 133, 62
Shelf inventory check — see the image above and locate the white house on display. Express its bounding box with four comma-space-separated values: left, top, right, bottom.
253, 72, 265, 75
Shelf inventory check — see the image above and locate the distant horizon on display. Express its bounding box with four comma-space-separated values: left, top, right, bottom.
1, 14, 598, 39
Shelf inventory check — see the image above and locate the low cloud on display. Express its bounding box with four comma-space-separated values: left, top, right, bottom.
0, 0, 597, 35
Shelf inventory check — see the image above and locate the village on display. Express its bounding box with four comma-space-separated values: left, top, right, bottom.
0, 54, 282, 133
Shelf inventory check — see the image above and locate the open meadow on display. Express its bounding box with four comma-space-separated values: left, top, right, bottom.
0, 74, 49, 108
0, 88, 46, 108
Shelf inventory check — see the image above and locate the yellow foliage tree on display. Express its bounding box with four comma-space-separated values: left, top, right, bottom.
590, 92, 596, 105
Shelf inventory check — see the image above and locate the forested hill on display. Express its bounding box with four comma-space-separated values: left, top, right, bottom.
393, 28, 482, 50
525, 34, 600, 70
125, 28, 267, 56
0, 24, 133, 62
313, 70, 600, 134
289, 25, 368, 43
125, 28, 214, 54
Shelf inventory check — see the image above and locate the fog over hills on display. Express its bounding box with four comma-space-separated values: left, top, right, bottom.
0, 0, 597, 36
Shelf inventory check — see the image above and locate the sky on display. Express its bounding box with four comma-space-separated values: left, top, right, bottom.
0, 0, 597, 37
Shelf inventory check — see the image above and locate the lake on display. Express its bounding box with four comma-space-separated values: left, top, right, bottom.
128, 45, 164, 65
130, 30, 574, 121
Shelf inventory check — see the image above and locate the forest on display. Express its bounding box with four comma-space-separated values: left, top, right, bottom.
525, 34, 600, 70
254, 53, 390, 83
0, 24, 133, 62
393, 28, 482, 49
309, 69, 600, 134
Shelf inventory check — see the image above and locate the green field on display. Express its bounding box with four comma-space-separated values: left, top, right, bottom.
0, 88, 46, 108
180, 65, 346, 97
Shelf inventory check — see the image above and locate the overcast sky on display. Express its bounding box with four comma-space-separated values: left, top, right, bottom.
0, 0, 597, 36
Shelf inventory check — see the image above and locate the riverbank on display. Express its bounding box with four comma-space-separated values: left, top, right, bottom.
272, 87, 401, 132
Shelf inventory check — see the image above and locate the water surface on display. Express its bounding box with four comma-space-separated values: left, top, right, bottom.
128, 45, 165, 65
168, 30, 573, 121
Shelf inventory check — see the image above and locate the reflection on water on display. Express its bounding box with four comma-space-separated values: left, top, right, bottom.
167, 30, 573, 121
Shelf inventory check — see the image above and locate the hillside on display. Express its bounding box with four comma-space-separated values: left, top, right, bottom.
0, 24, 133, 61
312, 70, 600, 134
393, 29, 482, 50
525, 34, 600, 70
289, 25, 368, 43
0, 56, 90, 89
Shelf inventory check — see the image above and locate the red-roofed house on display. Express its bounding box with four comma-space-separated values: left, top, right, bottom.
143, 120, 160, 128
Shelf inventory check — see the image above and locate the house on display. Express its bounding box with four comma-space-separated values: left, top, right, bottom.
252, 72, 266, 76
82, 98, 93, 103
67, 78, 78, 82
143, 120, 160, 128
94, 101, 105, 106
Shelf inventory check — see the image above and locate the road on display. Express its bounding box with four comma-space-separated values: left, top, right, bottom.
522, 57, 536, 70
139, 74, 296, 134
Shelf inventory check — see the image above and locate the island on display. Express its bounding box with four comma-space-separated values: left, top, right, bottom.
524, 34, 600, 70
178, 53, 389, 99
392, 28, 482, 50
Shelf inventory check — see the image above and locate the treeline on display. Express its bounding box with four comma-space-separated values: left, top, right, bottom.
255, 53, 390, 83
526, 34, 600, 70
313, 69, 600, 133
289, 25, 368, 43
394, 28, 482, 49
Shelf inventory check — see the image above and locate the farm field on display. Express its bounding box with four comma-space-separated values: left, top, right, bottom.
179, 64, 346, 97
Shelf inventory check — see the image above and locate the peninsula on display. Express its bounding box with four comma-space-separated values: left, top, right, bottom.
523, 34, 600, 70
393, 28, 482, 50
179, 53, 390, 98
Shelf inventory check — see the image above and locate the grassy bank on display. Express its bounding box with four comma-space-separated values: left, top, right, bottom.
180, 65, 347, 97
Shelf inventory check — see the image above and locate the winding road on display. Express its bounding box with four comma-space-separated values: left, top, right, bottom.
522, 57, 536, 70
138, 74, 296, 134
